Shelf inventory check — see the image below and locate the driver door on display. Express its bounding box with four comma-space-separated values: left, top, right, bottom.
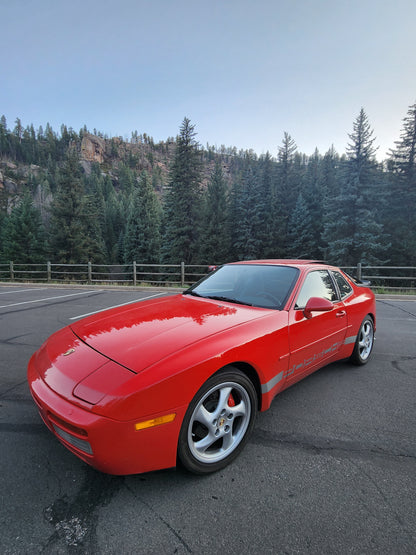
286, 270, 347, 387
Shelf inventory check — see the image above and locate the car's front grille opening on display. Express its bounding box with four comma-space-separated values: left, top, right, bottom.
47, 412, 93, 455
51, 424, 93, 455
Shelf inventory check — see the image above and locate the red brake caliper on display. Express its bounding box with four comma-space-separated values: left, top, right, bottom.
227, 392, 236, 407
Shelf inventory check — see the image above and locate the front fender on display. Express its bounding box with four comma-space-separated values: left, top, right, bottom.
93, 310, 290, 421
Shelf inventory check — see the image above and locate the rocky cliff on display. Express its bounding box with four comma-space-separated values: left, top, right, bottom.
81, 133, 106, 163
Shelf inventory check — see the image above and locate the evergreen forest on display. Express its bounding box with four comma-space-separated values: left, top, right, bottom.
0, 104, 415, 270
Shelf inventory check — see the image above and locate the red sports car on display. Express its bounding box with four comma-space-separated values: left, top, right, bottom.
28, 260, 375, 475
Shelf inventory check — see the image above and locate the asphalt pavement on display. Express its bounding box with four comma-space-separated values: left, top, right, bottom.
0, 285, 415, 554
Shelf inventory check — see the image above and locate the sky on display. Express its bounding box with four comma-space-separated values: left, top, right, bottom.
1, 0, 416, 160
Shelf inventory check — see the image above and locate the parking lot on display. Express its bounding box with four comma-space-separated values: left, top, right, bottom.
0, 285, 415, 554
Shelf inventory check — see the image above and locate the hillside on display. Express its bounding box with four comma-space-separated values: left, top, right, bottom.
0, 130, 229, 200
0, 108, 415, 268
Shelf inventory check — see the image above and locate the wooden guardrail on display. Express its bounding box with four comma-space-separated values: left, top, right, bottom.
0, 261, 415, 291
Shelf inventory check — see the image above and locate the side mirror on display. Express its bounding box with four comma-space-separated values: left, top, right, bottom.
304, 297, 334, 319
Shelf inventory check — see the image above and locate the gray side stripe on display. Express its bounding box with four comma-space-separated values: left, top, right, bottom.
261, 371, 284, 394
262, 338, 356, 394
344, 336, 356, 345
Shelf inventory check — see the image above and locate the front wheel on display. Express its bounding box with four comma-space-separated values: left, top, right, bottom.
177, 368, 257, 474
350, 316, 374, 365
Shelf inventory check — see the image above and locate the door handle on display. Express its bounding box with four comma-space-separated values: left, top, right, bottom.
336, 310, 346, 318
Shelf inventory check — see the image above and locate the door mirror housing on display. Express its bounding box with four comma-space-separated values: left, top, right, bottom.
304, 297, 334, 319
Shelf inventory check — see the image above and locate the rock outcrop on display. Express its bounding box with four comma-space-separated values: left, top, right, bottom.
81, 133, 106, 163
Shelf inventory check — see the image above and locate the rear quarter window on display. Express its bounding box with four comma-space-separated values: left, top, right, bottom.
332, 271, 353, 299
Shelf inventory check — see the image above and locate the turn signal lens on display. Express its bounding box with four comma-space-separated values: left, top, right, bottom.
135, 413, 176, 431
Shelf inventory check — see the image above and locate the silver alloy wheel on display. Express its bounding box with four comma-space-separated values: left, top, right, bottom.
187, 381, 251, 464
357, 319, 374, 361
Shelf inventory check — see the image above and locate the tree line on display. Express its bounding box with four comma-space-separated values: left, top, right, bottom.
0, 104, 415, 269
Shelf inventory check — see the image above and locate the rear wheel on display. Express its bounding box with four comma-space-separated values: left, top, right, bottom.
350, 316, 374, 365
177, 368, 257, 474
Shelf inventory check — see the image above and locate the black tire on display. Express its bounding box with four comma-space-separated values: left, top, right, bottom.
349, 316, 375, 365
177, 368, 257, 474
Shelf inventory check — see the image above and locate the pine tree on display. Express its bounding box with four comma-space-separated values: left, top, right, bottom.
302, 149, 325, 258
13, 118, 23, 143
321, 146, 341, 197
387, 102, 416, 264
323, 109, 388, 265
101, 176, 123, 263
84, 166, 113, 262
276, 132, 299, 214
231, 154, 265, 260
162, 118, 202, 264
257, 152, 278, 258
123, 171, 161, 265
48, 148, 104, 263
2, 192, 47, 263
286, 192, 315, 258
227, 177, 243, 261
80, 194, 107, 263
44, 123, 57, 161
319, 146, 341, 258
0, 115, 9, 157
118, 163, 136, 196
0, 212, 6, 262
275, 133, 299, 255
199, 161, 230, 264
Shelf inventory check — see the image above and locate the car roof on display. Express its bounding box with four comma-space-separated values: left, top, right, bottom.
228, 259, 329, 268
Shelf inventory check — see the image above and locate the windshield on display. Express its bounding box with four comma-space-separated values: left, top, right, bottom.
184, 264, 299, 310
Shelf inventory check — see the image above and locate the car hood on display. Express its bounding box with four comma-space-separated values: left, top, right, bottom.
70, 294, 271, 372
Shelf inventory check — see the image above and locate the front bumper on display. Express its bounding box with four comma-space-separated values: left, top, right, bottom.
28, 358, 186, 475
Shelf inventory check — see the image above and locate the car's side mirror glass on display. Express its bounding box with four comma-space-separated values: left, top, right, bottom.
303, 297, 334, 319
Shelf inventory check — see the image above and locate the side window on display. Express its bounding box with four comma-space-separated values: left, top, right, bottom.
295, 270, 338, 308
332, 271, 353, 299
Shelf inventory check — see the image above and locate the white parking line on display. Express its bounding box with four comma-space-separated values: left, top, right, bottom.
0, 288, 47, 295
69, 293, 165, 320
0, 290, 102, 309
379, 316, 415, 321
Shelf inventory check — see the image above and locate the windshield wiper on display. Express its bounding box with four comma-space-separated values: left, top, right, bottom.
184, 291, 252, 306
204, 295, 253, 306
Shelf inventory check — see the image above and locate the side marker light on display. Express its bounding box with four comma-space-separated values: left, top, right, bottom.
135, 413, 176, 431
